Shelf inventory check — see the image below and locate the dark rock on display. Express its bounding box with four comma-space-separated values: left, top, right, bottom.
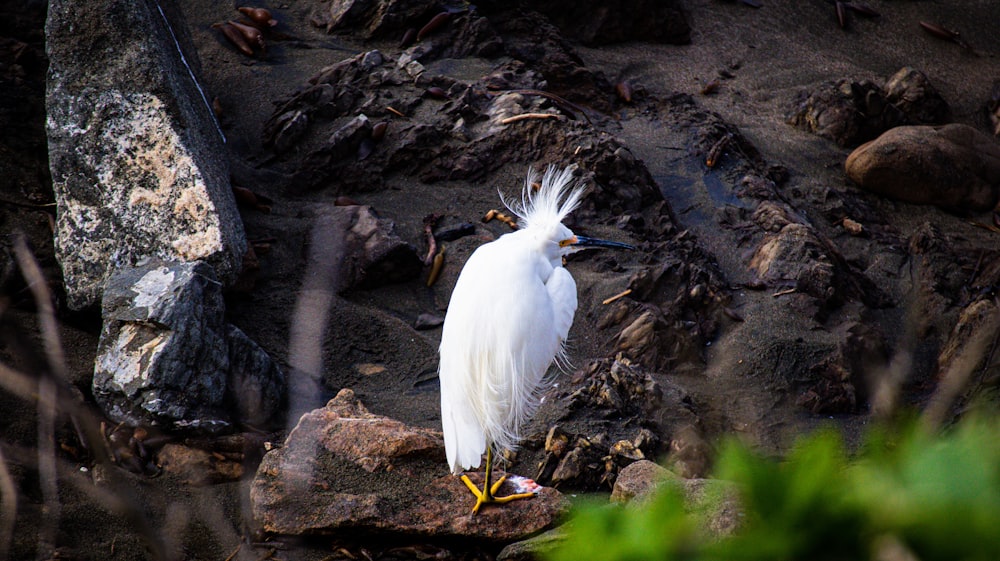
845, 124, 1000, 211
45, 0, 246, 310
344, 204, 421, 290
295, 114, 375, 191
251, 389, 567, 539
883, 67, 951, 126
787, 78, 901, 147
93, 260, 285, 432
788, 68, 951, 148
321, 0, 440, 38
226, 324, 288, 426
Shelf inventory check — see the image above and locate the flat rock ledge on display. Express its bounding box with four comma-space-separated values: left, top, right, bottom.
251, 389, 567, 541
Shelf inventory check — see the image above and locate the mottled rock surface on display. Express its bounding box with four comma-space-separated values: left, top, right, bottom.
251, 389, 567, 540
45, 0, 246, 309
94, 260, 285, 432
845, 124, 1000, 211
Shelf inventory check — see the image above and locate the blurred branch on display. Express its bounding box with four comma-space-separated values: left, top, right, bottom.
286, 213, 346, 425
12, 235, 62, 560
0, 445, 16, 561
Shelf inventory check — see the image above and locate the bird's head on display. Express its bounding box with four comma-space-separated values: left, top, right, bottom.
503, 166, 634, 264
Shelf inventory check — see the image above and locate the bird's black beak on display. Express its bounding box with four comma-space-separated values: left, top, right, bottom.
567, 235, 635, 250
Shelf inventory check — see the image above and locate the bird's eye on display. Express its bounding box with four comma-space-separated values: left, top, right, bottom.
558, 236, 578, 248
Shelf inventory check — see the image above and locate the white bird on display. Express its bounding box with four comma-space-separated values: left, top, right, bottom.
438, 166, 634, 513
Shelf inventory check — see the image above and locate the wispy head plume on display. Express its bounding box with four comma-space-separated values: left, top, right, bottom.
503, 165, 584, 231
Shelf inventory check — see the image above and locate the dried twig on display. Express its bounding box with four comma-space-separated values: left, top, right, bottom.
601, 288, 633, 305
0, 445, 16, 561
499, 113, 563, 125
504, 89, 594, 124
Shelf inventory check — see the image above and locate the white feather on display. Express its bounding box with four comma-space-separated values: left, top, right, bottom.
439, 165, 584, 474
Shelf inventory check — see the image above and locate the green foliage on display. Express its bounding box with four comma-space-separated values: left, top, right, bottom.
546, 415, 1000, 561
546, 488, 698, 561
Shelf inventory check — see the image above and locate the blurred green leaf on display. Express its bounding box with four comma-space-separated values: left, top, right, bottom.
546, 414, 1000, 561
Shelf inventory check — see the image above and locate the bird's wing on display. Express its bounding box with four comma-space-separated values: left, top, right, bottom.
439, 245, 497, 473
439, 369, 486, 473
439, 238, 563, 468
545, 266, 578, 343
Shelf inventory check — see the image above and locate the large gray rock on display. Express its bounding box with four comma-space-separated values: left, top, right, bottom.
251, 389, 567, 540
45, 0, 246, 310
94, 260, 285, 432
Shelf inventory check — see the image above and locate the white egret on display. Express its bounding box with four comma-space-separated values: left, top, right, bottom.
438, 166, 634, 513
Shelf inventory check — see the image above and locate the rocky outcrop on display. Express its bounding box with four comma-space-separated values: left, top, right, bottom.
251, 389, 567, 540
93, 260, 285, 433
787, 67, 950, 147
45, 0, 246, 309
845, 124, 1000, 211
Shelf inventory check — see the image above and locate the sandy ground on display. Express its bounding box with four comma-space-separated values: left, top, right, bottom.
2, 0, 1000, 559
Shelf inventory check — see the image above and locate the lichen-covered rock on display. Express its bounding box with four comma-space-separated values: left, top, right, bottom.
94, 260, 285, 432
251, 389, 567, 540
845, 124, 1000, 211
45, 0, 246, 309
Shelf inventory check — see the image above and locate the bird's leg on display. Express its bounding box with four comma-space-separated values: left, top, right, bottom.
459, 447, 535, 514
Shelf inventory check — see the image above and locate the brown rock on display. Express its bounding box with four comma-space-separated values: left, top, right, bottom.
251, 389, 567, 540
845, 124, 1000, 211
610, 459, 677, 503
611, 461, 743, 538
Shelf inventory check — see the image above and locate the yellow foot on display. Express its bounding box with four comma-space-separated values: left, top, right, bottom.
460, 473, 535, 514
